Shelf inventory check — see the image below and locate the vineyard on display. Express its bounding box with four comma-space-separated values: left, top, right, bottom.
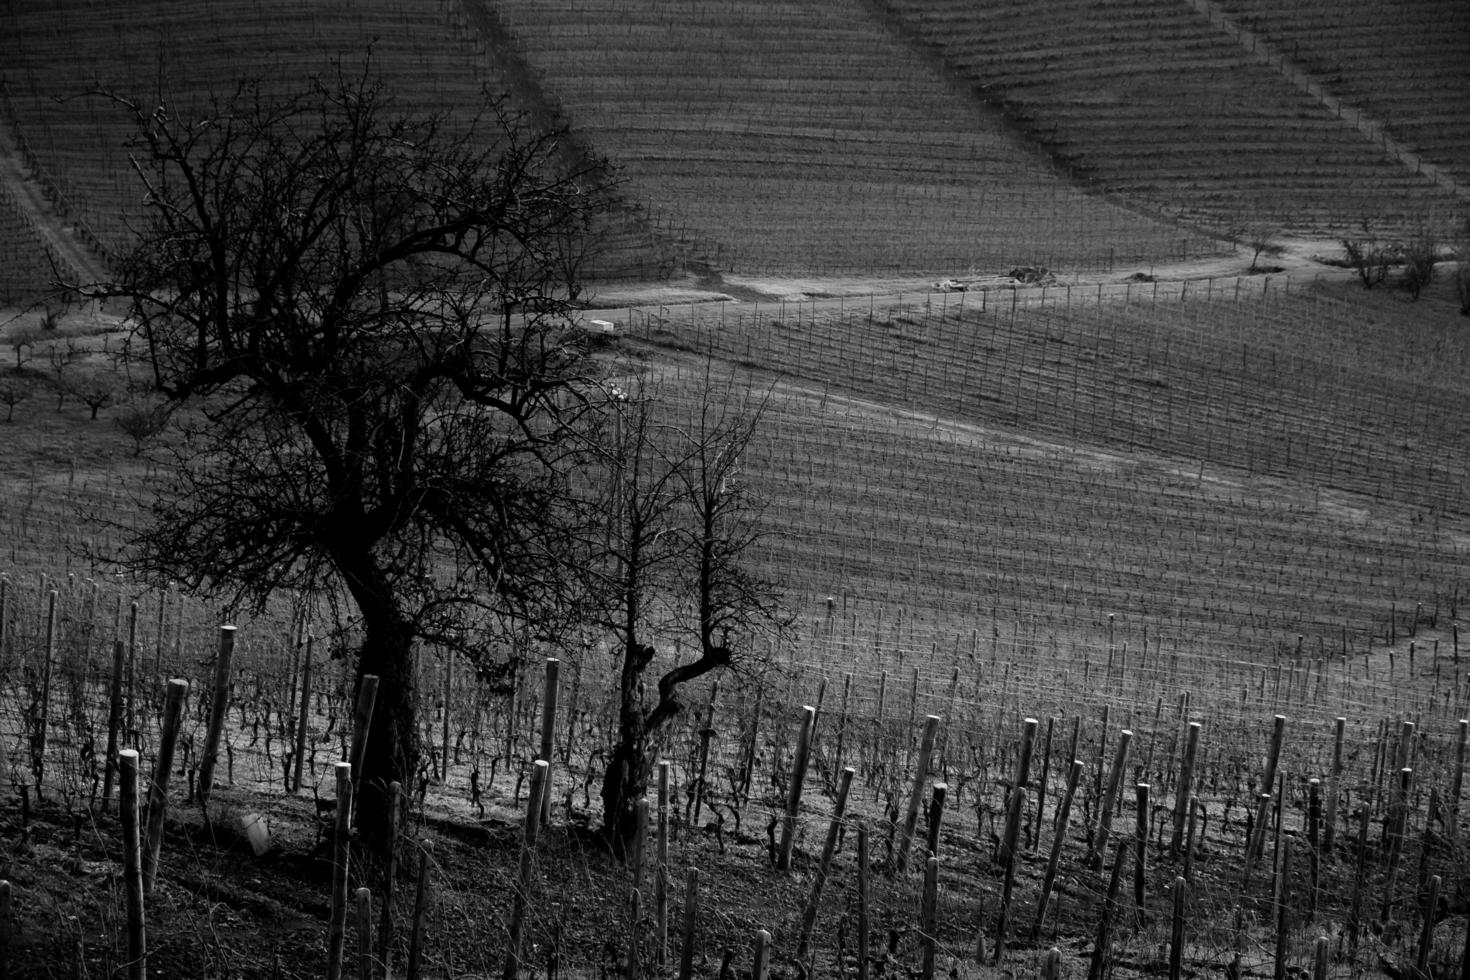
3, 266, 1470, 977
3, 0, 1470, 977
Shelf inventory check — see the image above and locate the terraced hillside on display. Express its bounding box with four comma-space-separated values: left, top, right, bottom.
0, 0, 670, 302
630, 274, 1470, 714
486, 0, 1224, 276
1212, 0, 1470, 188
873, 0, 1466, 234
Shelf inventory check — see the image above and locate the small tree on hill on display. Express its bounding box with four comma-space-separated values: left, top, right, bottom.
1340, 221, 1399, 290
589, 373, 787, 858
0, 376, 34, 422
88, 60, 612, 852
114, 394, 171, 455
64, 365, 117, 420
1399, 226, 1438, 301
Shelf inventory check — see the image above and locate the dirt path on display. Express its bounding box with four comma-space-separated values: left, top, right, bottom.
1184, 0, 1470, 204
0, 91, 112, 293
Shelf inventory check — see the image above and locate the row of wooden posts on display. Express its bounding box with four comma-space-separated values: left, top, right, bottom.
4, 626, 1470, 979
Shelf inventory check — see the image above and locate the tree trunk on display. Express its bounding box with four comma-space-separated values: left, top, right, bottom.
602, 641, 653, 858
339, 553, 417, 857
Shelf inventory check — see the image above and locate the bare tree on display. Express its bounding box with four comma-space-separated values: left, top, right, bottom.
64, 364, 117, 420
1340, 221, 1399, 290
1399, 226, 1438, 300
0, 376, 34, 422
589, 371, 787, 857
87, 61, 613, 851
113, 394, 171, 455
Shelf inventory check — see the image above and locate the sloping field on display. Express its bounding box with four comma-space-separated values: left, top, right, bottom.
627, 276, 1470, 728
872, 0, 1464, 234
1212, 0, 1470, 188
487, 0, 1226, 276
0, 0, 669, 294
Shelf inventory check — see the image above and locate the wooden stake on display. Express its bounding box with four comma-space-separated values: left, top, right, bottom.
1449, 718, 1467, 842
657, 761, 671, 968
777, 706, 817, 872
857, 823, 871, 980
406, 841, 433, 980
1036, 760, 1083, 939
920, 856, 939, 980
101, 639, 126, 812
197, 625, 237, 804
119, 749, 146, 980
798, 767, 853, 962
143, 678, 188, 895
994, 787, 1027, 962
292, 636, 314, 793
356, 887, 373, 980
538, 658, 560, 826
1086, 843, 1128, 980
1247, 715, 1286, 863
1273, 837, 1291, 980
751, 930, 771, 980
328, 762, 354, 980
505, 760, 549, 980
1169, 877, 1185, 980
1171, 723, 1201, 858
896, 715, 941, 874
1088, 730, 1132, 868
1415, 875, 1440, 979
1322, 717, 1345, 855
677, 868, 700, 980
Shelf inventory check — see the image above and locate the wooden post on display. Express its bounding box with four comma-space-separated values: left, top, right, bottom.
896, 715, 941, 874
356, 887, 373, 980
994, 787, 1027, 962
920, 856, 939, 980
1322, 717, 1345, 854
292, 636, 314, 793
1041, 948, 1061, 980
101, 639, 126, 812
1247, 715, 1286, 863
377, 780, 402, 977
857, 823, 871, 980
1415, 875, 1440, 979
1311, 936, 1328, 980
119, 749, 146, 980
1273, 837, 1292, 980
327, 762, 354, 980
1017, 717, 1038, 787
538, 658, 560, 826
1033, 717, 1054, 852
1036, 760, 1083, 939
1086, 844, 1128, 980
347, 675, 380, 819
1088, 730, 1132, 867
406, 841, 433, 980
1134, 784, 1149, 908
0, 878, 11, 980
1449, 718, 1467, 841
751, 930, 771, 980
656, 761, 671, 968
777, 706, 817, 871
1169, 877, 1186, 980
143, 678, 188, 895
505, 760, 549, 980
197, 625, 237, 804
677, 868, 700, 980
1171, 723, 1201, 858
798, 767, 854, 961
926, 783, 947, 858
33, 590, 56, 797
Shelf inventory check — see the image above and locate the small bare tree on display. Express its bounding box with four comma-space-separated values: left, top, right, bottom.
64, 365, 118, 420
589, 371, 787, 857
1340, 221, 1399, 290
114, 395, 172, 455
0, 376, 34, 422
